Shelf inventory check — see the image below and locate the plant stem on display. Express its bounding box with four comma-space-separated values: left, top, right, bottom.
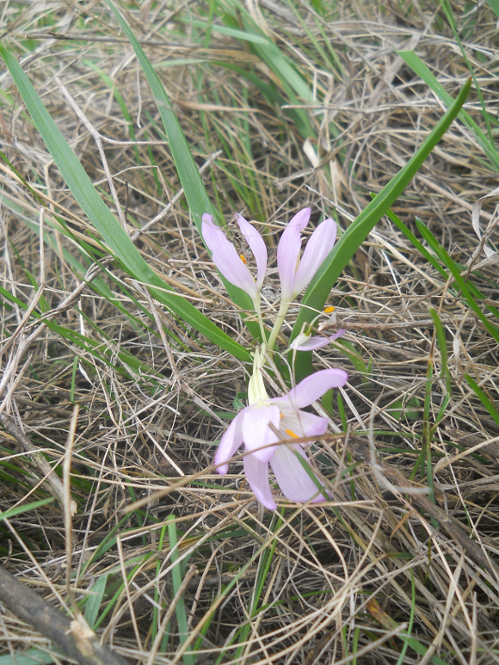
267, 301, 290, 351
253, 299, 267, 343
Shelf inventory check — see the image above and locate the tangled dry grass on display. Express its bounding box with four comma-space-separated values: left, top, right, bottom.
1, 1, 499, 663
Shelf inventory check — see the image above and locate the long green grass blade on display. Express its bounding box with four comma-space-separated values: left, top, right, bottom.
441, 1, 494, 147
84, 574, 109, 629
0, 497, 53, 522
384, 207, 449, 283
103, 2, 214, 232
416, 220, 499, 344
291, 77, 471, 380
429, 308, 452, 394
167, 517, 194, 665
486, 0, 499, 18
465, 374, 499, 429
0, 42, 251, 361
398, 50, 499, 171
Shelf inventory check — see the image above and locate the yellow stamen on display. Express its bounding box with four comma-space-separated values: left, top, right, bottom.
324, 306, 335, 313
284, 429, 298, 438
239, 254, 247, 264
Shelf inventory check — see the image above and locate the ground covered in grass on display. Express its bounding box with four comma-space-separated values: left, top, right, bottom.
1, 1, 499, 663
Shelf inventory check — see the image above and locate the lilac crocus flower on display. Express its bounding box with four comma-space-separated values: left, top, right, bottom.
277, 208, 337, 303
202, 213, 267, 306
214, 349, 348, 510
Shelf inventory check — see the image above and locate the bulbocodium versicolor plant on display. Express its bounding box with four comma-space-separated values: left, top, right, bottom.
203, 208, 348, 510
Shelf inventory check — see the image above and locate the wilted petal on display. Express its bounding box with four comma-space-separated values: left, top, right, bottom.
290, 329, 345, 351
277, 208, 310, 303
215, 410, 246, 474
235, 213, 267, 290
242, 404, 280, 463
275, 368, 348, 410
292, 218, 337, 298
270, 444, 327, 504
202, 214, 258, 301
244, 454, 277, 510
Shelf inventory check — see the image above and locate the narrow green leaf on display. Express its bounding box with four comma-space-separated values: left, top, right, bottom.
486, 0, 499, 18
167, 517, 194, 665
84, 574, 109, 629
291, 77, 471, 380
0, 497, 53, 522
429, 308, 452, 394
181, 18, 269, 44
383, 207, 449, 283
398, 50, 499, 171
212, 61, 312, 139
416, 220, 499, 344
465, 374, 499, 429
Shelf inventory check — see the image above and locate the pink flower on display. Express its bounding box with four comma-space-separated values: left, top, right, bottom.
202, 213, 267, 306
277, 208, 337, 303
214, 350, 348, 510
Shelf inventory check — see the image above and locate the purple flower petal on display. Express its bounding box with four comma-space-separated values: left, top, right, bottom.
290, 328, 345, 351
275, 368, 348, 410
202, 214, 258, 301
235, 213, 267, 290
292, 218, 337, 298
215, 410, 246, 474
242, 404, 280, 463
277, 208, 310, 303
280, 411, 328, 440
270, 444, 327, 504
244, 454, 277, 510
290, 336, 331, 351
304, 416, 329, 439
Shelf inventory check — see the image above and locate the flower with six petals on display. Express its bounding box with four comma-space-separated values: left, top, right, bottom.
214, 349, 348, 510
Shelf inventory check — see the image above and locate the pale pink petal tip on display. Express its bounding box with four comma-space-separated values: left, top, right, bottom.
291, 218, 337, 298
201, 213, 259, 301
214, 411, 245, 474
270, 444, 328, 504
275, 368, 348, 410
235, 213, 268, 290
244, 454, 277, 510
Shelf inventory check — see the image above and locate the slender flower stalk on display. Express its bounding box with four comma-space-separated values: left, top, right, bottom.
214, 349, 348, 510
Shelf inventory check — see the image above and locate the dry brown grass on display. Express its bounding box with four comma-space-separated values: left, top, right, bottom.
1, 1, 499, 663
